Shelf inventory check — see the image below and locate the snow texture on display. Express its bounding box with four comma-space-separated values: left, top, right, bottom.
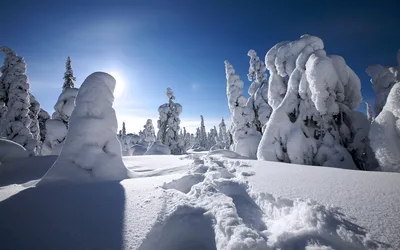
0, 152, 398, 249
0, 46, 36, 155
225, 60, 261, 158
39, 72, 129, 184
366, 102, 374, 123
258, 35, 364, 170
369, 82, 400, 172
0, 138, 29, 164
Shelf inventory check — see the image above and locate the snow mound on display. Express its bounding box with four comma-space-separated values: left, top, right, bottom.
41, 119, 67, 155
0, 138, 29, 164
130, 144, 148, 156
39, 72, 129, 184
207, 149, 245, 159
144, 140, 171, 155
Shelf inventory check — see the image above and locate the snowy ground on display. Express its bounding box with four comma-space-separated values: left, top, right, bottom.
0, 152, 399, 250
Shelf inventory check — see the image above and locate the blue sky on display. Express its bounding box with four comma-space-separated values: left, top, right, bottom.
1, 0, 399, 133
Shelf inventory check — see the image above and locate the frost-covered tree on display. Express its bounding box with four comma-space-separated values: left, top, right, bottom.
182, 127, 192, 150
38, 108, 50, 143
369, 82, 400, 172
62, 56, 76, 91
247, 50, 273, 133
42, 87, 79, 155
366, 102, 374, 123
142, 119, 156, 146
0, 101, 7, 130
217, 117, 229, 148
40, 72, 129, 184
28, 93, 40, 141
199, 115, 208, 149
157, 88, 184, 154
0, 47, 36, 154
208, 126, 219, 150
257, 35, 366, 170
122, 121, 126, 136
225, 60, 261, 158
366, 51, 400, 116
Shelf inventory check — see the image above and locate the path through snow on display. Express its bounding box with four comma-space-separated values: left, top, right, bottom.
140, 153, 383, 250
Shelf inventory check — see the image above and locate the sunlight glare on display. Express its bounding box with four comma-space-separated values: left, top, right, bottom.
110, 71, 125, 98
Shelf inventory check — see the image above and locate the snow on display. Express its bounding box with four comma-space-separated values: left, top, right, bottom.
369, 82, 400, 172
0, 138, 29, 164
39, 72, 129, 184
0, 153, 398, 249
144, 140, 171, 155
258, 35, 365, 170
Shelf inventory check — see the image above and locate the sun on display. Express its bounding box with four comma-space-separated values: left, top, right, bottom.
109, 71, 125, 98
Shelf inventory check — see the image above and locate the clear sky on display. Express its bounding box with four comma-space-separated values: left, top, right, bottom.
1, 0, 399, 133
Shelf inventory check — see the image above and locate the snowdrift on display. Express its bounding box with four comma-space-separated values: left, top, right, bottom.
0, 153, 399, 249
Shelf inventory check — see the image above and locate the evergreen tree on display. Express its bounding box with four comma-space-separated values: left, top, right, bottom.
366, 102, 374, 123
199, 115, 208, 149
62, 56, 76, 90
122, 121, 126, 136
0, 47, 37, 154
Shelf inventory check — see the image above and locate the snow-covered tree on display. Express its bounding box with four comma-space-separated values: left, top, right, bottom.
0, 47, 36, 154
142, 119, 156, 146
38, 108, 50, 143
366, 52, 400, 116
366, 102, 374, 123
369, 82, 400, 172
62, 56, 76, 91
208, 126, 218, 150
122, 121, 126, 136
258, 35, 365, 170
42, 87, 79, 155
28, 93, 40, 141
40, 72, 129, 184
182, 127, 192, 150
217, 117, 229, 148
157, 88, 184, 154
225, 60, 261, 158
0, 101, 7, 131
247, 50, 273, 133
199, 115, 208, 149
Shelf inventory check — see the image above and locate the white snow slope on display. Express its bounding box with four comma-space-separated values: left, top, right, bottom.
0, 152, 399, 250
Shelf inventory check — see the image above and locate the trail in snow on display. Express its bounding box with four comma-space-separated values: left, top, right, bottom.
140, 153, 385, 250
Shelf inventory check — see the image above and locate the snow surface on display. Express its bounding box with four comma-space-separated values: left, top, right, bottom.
0, 138, 29, 164
144, 140, 171, 155
0, 152, 399, 249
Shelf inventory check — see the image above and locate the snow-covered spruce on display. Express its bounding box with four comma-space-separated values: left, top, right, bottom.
366, 102, 374, 123
247, 49, 272, 133
119, 133, 141, 156
0, 46, 36, 155
62, 56, 76, 91
199, 115, 208, 150
142, 119, 156, 147
225, 60, 261, 158
217, 118, 229, 149
207, 126, 218, 150
39, 72, 129, 184
41, 87, 79, 155
157, 88, 184, 154
28, 94, 41, 146
369, 82, 400, 172
366, 51, 400, 116
38, 108, 50, 143
257, 35, 375, 170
